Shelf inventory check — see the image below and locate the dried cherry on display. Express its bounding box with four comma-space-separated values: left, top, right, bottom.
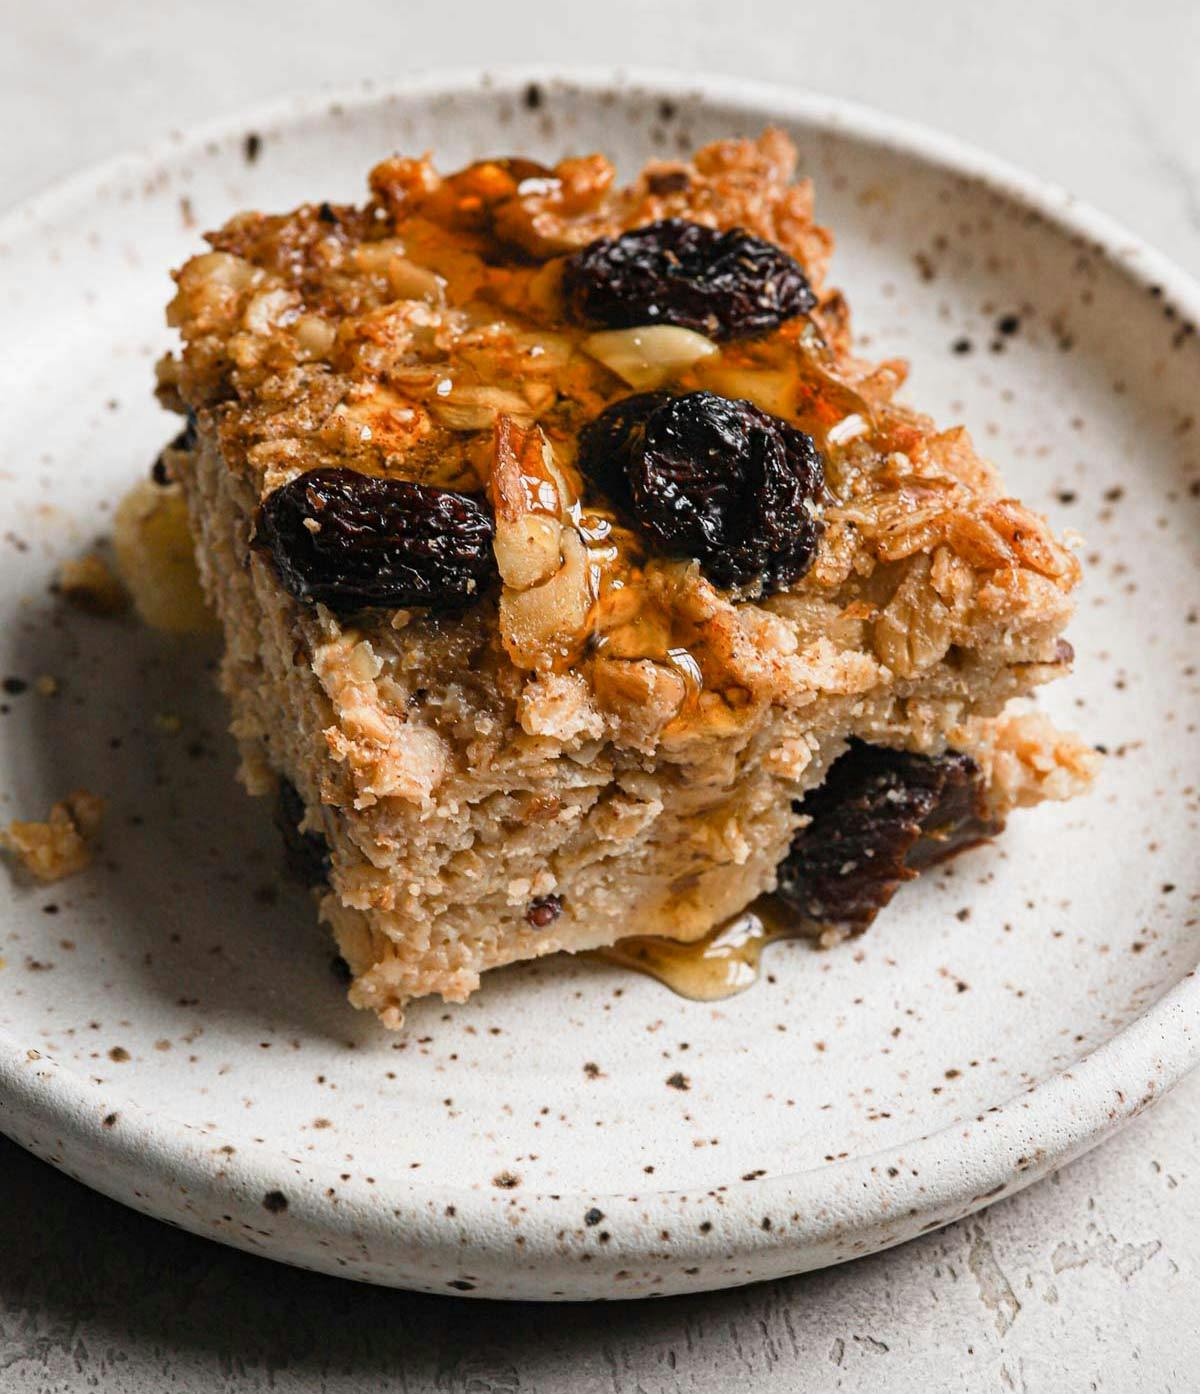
255, 468, 495, 614
563, 219, 815, 340
577, 390, 824, 594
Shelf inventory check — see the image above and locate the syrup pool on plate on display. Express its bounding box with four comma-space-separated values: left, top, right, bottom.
591, 898, 809, 1001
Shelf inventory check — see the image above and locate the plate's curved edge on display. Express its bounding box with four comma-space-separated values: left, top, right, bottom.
5, 63, 1200, 311
1, 969, 1195, 1296
1, 66, 1198, 1299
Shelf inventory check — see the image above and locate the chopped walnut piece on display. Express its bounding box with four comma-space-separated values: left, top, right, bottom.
489, 416, 596, 672
490, 154, 617, 257
1, 791, 106, 882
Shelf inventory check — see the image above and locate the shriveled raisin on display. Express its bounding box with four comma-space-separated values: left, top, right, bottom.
274, 779, 332, 889
577, 391, 824, 594
525, 894, 563, 928
255, 468, 496, 614
776, 742, 1002, 934
563, 219, 815, 341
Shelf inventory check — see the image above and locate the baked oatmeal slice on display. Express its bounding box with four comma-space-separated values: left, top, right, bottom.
159, 130, 1096, 1027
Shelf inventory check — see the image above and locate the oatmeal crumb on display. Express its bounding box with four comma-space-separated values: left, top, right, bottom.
1, 790, 106, 882
57, 553, 128, 616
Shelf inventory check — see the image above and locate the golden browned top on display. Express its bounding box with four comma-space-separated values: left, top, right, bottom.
161, 131, 1080, 761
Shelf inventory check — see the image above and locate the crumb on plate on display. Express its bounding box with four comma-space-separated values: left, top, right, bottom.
58, 553, 128, 616
1, 790, 106, 882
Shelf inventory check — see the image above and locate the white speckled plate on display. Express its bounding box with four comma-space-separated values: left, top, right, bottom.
0, 70, 1197, 1301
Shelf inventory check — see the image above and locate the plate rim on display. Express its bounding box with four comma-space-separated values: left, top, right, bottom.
1, 64, 1198, 1296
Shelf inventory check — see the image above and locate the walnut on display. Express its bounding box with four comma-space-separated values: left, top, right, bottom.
490, 155, 617, 258
489, 418, 595, 672
168, 250, 259, 334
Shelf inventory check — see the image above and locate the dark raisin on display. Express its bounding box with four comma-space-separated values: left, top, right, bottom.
525, 894, 563, 929
255, 468, 496, 614
152, 411, 198, 483
563, 219, 815, 341
274, 778, 332, 889
578, 391, 824, 594
180, 408, 199, 447
776, 741, 1002, 934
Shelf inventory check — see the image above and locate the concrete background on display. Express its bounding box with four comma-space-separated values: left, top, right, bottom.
1, 1, 1198, 1388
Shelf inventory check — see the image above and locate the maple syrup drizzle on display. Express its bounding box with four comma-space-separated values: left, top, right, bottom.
591, 898, 809, 1002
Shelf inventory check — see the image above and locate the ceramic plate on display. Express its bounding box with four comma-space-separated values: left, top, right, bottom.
1, 70, 1197, 1301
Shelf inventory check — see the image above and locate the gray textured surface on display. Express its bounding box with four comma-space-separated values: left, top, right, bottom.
2, 0, 1199, 1387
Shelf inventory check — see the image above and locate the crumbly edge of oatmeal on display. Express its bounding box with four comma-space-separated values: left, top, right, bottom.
176, 425, 1091, 1025
336, 709, 1099, 1026
0, 791, 106, 883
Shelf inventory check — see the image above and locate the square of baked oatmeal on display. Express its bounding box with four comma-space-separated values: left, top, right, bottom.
159, 130, 1096, 1026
